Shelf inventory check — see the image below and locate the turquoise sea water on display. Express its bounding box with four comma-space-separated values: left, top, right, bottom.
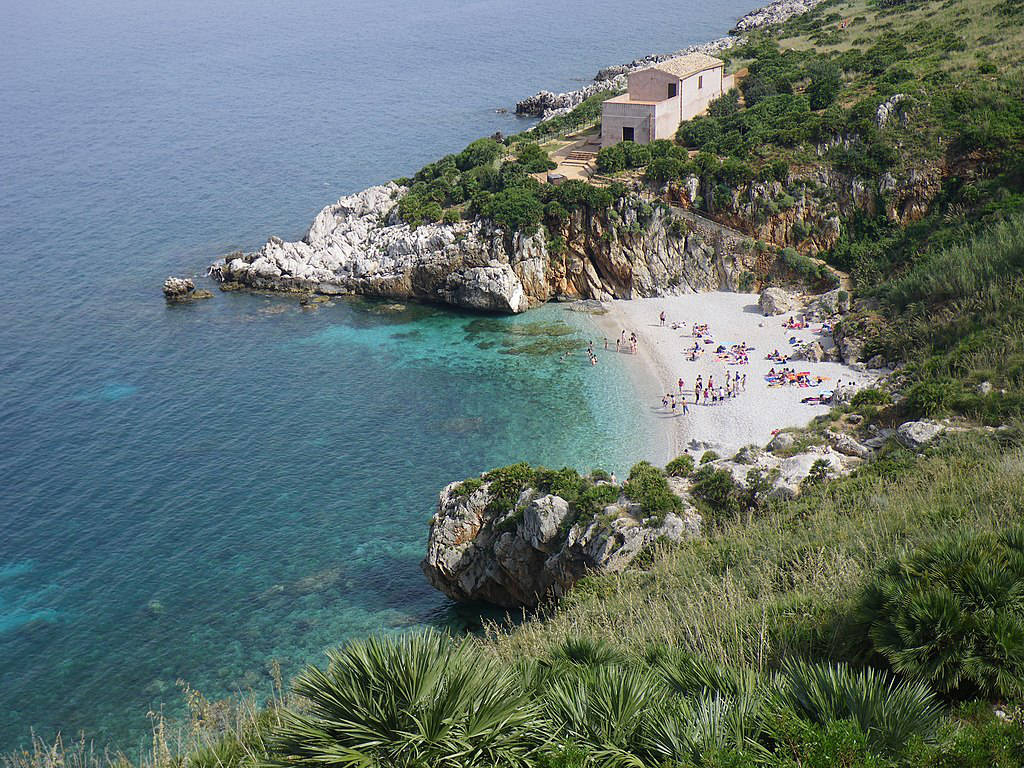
0, 0, 759, 750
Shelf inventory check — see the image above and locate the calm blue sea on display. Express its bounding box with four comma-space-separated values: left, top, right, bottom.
0, 0, 758, 750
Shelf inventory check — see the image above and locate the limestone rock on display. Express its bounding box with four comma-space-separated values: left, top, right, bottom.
769, 431, 796, 453
876, 94, 908, 129
793, 340, 825, 363
759, 287, 794, 315
209, 184, 754, 313
828, 430, 873, 459
896, 420, 946, 451
807, 288, 850, 318
422, 479, 698, 609
163, 277, 211, 302
867, 354, 887, 370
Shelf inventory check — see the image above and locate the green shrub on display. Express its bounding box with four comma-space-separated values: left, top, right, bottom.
665, 454, 695, 477
690, 466, 741, 520
806, 60, 843, 110
455, 138, 503, 171
596, 144, 625, 173
453, 477, 483, 497
514, 142, 556, 174
767, 713, 899, 767
481, 185, 546, 234
623, 461, 682, 523
854, 529, 1024, 700
482, 462, 536, 515
905, 701, 1024, 768
645, 156, 685, 183
533, 467, 584, 505
801, 459, 833, 490
700, 450, 720, 464
851, 388, 892, 407
902, 378, 964, 418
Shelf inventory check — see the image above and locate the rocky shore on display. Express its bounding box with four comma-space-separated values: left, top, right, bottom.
209, 185, 761, 313
422, 472, 701, 609
515, 0, 827, 120
422, 410, 968, 608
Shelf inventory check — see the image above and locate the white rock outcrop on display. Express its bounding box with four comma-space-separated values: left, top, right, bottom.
210, 184, 755, 313
759, 287, 794, 315
422, 479, 699, 608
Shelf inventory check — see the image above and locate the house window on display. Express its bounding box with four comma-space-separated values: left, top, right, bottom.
698, 75, 703, 89
622, 126, 635, 142
667, 82, 677, 98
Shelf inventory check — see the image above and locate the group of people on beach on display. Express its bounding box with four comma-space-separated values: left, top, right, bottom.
581, 330, 639, 367
659, 370, 749, 415
601, 330, 639, 355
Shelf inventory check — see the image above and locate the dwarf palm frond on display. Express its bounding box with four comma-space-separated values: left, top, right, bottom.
550, 636, 627, 669
541, 664, 665, 767
781, 660, 942, 755
268, 631, 540, 768
855, 529, 1024, 699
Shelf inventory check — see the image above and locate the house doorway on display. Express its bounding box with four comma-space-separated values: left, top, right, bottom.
622, 126, 634, 142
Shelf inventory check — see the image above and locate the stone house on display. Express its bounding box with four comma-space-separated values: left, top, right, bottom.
600, 53, 732, 148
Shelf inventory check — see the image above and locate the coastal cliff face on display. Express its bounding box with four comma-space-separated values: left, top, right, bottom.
668, 160, 944, 255
421, 477, 700, 609
210, 184, 759, 313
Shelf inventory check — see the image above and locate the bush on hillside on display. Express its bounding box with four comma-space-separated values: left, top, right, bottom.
514, 142, 556, 174
854, 529, 1024, 700
665, 454, 695, 477
269, 632, 540, 768
623, 461, 682, 523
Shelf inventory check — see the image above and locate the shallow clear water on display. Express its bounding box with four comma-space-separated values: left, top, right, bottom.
0, 0, 759, 749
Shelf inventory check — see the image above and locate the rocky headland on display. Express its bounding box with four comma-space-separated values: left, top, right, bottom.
209, 184, 762, 313
421, 472, 701, 609
421, 405, 967, 608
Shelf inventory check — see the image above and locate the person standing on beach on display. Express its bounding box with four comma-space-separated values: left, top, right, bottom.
660, 310, 666, 326
678, 377, 684, 393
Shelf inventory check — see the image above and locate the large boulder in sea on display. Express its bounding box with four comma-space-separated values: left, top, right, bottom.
421, 477, 699, 609
163, 276, 212, 302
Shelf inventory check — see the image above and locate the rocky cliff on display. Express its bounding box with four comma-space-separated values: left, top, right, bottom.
421, 417, 908, 609
209, 184, 759, 313
667, 157, 944, 256
421, 476, 701, 609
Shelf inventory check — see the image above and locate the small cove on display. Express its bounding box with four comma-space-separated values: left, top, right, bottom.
1, 0, 761, 749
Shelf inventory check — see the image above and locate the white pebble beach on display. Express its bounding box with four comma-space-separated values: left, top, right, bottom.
591, 293, 880, 462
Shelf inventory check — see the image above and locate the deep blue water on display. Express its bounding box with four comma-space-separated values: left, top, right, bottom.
0, 0, 759, 750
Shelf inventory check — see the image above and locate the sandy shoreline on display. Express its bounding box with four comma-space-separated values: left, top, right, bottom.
590, 293, 878, 461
